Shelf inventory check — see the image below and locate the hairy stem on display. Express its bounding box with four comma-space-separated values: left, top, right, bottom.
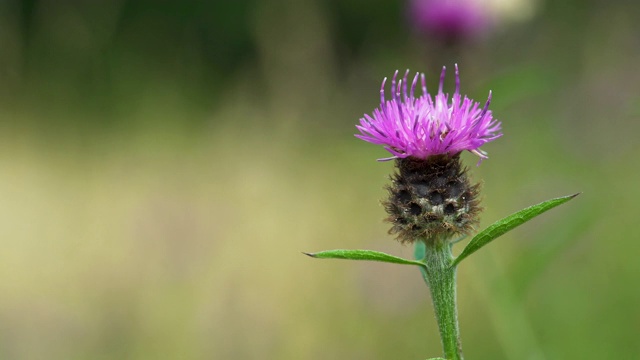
419, 240, 463, 360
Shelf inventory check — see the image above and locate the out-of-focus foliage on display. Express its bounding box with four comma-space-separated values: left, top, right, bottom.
0, 0, 639, 359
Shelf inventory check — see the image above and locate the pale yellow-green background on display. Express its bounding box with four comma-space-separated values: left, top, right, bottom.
0, 1, 638, 359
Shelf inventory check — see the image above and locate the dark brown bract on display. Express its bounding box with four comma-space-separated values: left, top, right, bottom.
383, 154, 481, 244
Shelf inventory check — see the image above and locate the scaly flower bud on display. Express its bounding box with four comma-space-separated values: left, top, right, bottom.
384, 154, 480, 243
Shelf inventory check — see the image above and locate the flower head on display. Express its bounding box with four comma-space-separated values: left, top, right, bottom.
408, 0, 492, 42
355, 65, 502, 162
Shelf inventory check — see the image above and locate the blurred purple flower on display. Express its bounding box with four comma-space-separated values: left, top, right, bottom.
355, 65, 502, 162
409, 0, 492, 42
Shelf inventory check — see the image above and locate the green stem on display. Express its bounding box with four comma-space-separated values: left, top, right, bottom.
419, 240, 463, 360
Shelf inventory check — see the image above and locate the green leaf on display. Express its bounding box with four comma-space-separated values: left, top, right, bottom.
452, 193, 580, 267
304, 249, 426, 267
413, 241, 429, 284
425, 358, 447, 360
414, 241, 426, 261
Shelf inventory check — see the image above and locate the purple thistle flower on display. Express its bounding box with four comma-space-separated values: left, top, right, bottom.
409, 0, 492, 42
355, 65, 502, 163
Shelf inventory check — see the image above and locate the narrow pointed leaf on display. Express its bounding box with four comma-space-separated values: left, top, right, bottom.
452, 193, 579, 267
304, 249, 425, 267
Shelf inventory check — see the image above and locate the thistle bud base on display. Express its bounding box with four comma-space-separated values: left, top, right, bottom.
384, 154, 480, 244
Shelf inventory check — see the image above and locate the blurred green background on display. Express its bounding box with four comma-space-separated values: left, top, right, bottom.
0, 0, 638, 359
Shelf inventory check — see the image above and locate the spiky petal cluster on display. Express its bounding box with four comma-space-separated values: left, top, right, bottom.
355, 65, 502, 162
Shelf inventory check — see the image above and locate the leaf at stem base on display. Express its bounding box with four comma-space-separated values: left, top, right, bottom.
452, 193, 579, 267
304, 249, 426, 267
